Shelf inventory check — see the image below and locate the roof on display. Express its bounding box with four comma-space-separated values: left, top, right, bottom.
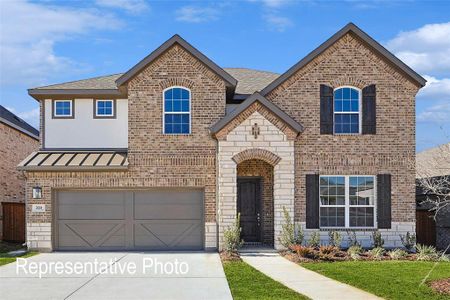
210, 92, 303, 134
116, 34, 237, 90
416, 143, 450, 178
260, 23, 426, 96
0, 105, 39, 140
28, 68, 277, 97
18, 151, 128, 171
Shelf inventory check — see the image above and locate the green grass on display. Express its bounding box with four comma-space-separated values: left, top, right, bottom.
0, 252, 38, 266
223, 260, 309, 300
302, 261, 450, 300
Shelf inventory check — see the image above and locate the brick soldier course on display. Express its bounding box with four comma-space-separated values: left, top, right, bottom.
22, 23, 425, 251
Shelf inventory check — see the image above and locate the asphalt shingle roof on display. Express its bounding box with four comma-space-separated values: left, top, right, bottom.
416, 142, 450, 178
0, 105, 39, 139
31, 68, 280, 95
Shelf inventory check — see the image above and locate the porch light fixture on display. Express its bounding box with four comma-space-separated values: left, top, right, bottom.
32, 186, 42, 199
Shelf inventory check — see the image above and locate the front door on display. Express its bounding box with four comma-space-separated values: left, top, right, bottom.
237, 178, 261, 243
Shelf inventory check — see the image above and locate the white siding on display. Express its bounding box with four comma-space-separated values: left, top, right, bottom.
44, 99, 128, 148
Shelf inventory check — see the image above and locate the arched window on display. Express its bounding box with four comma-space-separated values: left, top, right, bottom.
163, 87, 191, 134
333, 87, 361, 134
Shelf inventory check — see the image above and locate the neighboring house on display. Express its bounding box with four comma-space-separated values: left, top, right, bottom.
416, 143, 450, 251
0, 105, 39, 241
19, 23, 426, 252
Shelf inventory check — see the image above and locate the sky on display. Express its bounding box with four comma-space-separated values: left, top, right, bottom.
0, 0, 449, 152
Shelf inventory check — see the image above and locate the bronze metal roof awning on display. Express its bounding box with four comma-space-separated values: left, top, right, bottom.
18, 151, 128, 171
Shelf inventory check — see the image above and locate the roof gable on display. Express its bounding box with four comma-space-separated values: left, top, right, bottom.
210, 92, 303, 136
261, 23, 426, 96
0, 105, 39, 140
116, 35, 237, 90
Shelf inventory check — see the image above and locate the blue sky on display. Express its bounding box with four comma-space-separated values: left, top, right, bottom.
1, 0, 449, 152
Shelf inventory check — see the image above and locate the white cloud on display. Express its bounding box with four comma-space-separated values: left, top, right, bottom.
0, 0, 121, 86
175, 6, 219, 23
418, 75, 450, 101
385, 22, 450, 75
417, 102, 450, 123
263, 14, 293, 32
261, 0, 292, 8
95, 0, 149, 14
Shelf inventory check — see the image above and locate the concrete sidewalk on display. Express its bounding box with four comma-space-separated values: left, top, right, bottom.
240, 252, 382, 300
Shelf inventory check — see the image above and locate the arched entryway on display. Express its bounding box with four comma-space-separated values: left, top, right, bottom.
237, 159, 274, 246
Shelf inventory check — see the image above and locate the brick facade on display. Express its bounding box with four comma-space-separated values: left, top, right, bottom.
1, 123, 38, 240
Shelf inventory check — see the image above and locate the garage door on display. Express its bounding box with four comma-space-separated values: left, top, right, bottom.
56, 190, 203, 251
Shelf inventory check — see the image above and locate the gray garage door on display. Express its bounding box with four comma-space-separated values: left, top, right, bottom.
56, 190, 203, 251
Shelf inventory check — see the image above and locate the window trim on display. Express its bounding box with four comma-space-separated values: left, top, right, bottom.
333, 86, 362, 135
319, 175, 377, 229
52, 99, 74, 119
94, 99, 116, 119
162, 86, 192, 135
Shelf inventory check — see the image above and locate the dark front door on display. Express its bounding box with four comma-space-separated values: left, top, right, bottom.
237, 178, 261, 243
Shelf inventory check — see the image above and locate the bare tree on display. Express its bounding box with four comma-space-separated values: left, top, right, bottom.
416, 142, 450, 219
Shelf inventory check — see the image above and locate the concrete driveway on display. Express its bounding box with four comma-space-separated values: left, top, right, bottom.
0, 252, 232, 300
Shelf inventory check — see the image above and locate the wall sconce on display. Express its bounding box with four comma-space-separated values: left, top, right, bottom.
32, 186, 42, 199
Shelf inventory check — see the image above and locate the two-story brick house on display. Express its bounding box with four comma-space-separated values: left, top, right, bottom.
19, 23, 425, 252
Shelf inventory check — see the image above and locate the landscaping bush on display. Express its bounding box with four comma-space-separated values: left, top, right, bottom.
388, 248, 408, 260
371, 231, 384, 248
328, 231, 342, 249
346, 230, 361, 247
400, 232, 416, 252
279, 207, 295, 248
308, 231, 320, 248
347, 245, 363, 261
416, 244, 440, 261
295, 225, 304, 246
223, 213, 244, 253
290, 245, 316, 258
368, 247, 385, 260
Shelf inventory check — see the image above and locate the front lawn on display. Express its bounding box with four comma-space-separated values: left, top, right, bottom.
0, 241, 38, 266
223, 261, 309, 300
0, 252, 38, 266
303, 261, 450, 300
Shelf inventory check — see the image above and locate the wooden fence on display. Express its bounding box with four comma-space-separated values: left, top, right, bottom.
2, 202, 25, 243
416, 210, 436, 246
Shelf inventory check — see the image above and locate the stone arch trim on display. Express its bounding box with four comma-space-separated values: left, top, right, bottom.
232, 148, 282, 166
158, 77, 195, 90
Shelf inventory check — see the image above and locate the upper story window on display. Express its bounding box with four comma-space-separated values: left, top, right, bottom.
163, 87, 190, 134
53, 100, 73, 118
95, 100, 115, 118
319, 175, 376, 228
333, 87, 361, 134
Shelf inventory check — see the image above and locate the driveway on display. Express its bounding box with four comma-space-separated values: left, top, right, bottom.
0, 252, 232, 300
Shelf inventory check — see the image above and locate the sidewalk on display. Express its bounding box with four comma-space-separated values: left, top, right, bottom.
240, 252, 382, 300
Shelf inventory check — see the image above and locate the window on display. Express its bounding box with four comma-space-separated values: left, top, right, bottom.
320, 175, 375, 228
95, 100, 115, 118
163, 87, 190, 134
53, 100, 73, 118
334, 87, 360, 134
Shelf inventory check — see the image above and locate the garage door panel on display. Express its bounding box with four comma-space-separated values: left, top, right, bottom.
58, 222, 126, 249
56, 189, 203, 251
58, 191, 126, 220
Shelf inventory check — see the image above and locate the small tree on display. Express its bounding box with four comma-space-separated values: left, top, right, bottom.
279, 207, 296, 248
400, 232, 416, 252
223, 213, 244, 253
308, 231, 321, 248
328, 231, 342, 248
346, 230, 361, 247
371, 231, 384, 248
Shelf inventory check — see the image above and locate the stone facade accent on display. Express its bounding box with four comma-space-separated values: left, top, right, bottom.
205, 222, 217, 250
218, 111, 295, 250
298, 222, 415, 248
1, 123, 38, 240
26, 223, 52, 251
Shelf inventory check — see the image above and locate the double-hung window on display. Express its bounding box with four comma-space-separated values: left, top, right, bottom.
95, 100, 115, 118
163, 87, 190, 134
53, 100, 73, 118
334, 87, 361, 134
320, 175, 376, 228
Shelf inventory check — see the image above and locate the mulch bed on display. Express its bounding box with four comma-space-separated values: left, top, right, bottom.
428, 278, 450, 295
220, 251, 242, 262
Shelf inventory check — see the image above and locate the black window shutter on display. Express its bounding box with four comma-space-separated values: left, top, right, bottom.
320, 85, 334, 134
377, 174, 391, 229
362, 84, 376, 134
306, 174, 320, 228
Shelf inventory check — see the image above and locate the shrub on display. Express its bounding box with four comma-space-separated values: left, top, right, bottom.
347, 245, 363, 261
295, 225, 304, 246
318, 245, 338, 261
346, 230, 361, 247
278, 207, 296, 248
223, 213, 244, 253
388, 248, 408, 260
416, 244, 440, 261
400, 232, 416, 252
371, 231, 384, 248
328, 231, 342, 248
369, 247, 385, 260
290, 245, 315, 258
308, 232, 321, 248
